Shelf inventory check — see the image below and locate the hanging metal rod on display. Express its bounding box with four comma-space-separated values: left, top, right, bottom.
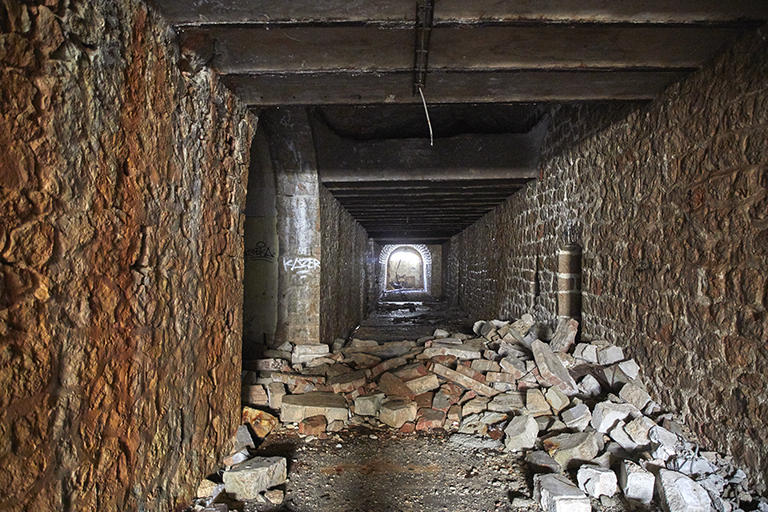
413, 0, 434, 95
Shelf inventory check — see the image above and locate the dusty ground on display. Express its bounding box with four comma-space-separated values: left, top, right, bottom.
230, 425, 660, 512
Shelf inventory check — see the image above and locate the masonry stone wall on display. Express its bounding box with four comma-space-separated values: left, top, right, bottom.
320, 185, 372, 343
451, 27, 768, 491
0, 1, 255, 510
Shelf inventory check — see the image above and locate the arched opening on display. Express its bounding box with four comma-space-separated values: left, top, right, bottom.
386, 247, 424, 290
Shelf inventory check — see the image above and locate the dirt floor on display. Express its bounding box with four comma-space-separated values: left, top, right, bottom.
232, 424, 659, 512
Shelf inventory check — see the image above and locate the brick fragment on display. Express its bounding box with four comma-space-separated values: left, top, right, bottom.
377, 372, 416, 399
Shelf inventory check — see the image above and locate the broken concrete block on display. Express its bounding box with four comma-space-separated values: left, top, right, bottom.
377, 372, 416, 399
416, 408, 446, 430
223, 457, 287, 499
619, 460, 655, 504
429, 363, 499, 397
549, 318, 579, 353
658, 470, 712, 512
379, 398, 418, 428
619, 382, 652, 411
487, 392, 526, 413
597, 345, 625, 365
577, 465, 618, 498
500, 356, 527, 379
298, 415, 327, 436
545, 386, 570, 414
572, 343, 598, 364
531, 339, 578, 396
543, 432, 600, 469
526, 451, 562, 473
561, 403, 592, 432
242, 407, 279, 438
281, 392, 348, 423
526, 388, 552, 417
292, 343, 330, 365
504, 414, 539, 452
590, 400, 635, 433
405, 374, 440, 395
534, 473, 591, 512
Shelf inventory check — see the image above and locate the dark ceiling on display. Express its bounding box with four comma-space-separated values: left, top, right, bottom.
152, 0, 768, 244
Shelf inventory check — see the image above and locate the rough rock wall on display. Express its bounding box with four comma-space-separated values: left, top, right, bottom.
0, 1, 255, 510
320, 185, 371, 343
451, 27, 768, 491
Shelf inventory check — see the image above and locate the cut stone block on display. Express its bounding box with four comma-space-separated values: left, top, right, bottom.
543, 432, 600, 469
405, 374, 440, 395
526, 388, 552, 417
377, 372, 416, 399
224, 447, 250, 467
608, 420, 638, 452
242, 407, 279, 438
233, 424, 256, 452
298, 415, 327, 436
423, 344, 482, 360
619, 383, 652, 411
545, 386, 570, 414
578, 374, 603, 396
392, 362, 428, 382
379, 398, 418, 428
550, 318, 579, 353
471, 359, 501, 373
328, 369, 368, 394
561, 403, 592, 432
462, 396, 490, 416
267, 382, 286, 410
433, 328, 450, 338
572, 343, 598, 363
281, 392, 348, 424
416, 408, 446, 430
453, 363, 487, 383
504, 414, 539, 452
624, 415, 656, 447
619, 460, 655, 504
223, 457, 287, 499
488, 392, 526, 413
429, 363, 499, 397
618, 359, 641, 380
500, 356, 527, 379
242, 384, 270, 406
531, 339, 578, 396
486, 371, 517, 384
526, 451, 562, 473
347, 352, 382, 368
370, 355, 408, 378
534, 474, 591, 512
577, 465, 618, 498
292, 343, 330, 365
354, 393, 385, 416
657, 470, 712, 512
591, 401, 635, 433
360, 341, 415, 360
597, 345, 625, 365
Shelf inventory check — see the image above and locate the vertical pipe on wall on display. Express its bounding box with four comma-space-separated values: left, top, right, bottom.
557, 243, 582, 320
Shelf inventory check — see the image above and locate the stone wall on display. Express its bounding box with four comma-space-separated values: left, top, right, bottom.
451, 27, 768, 491
320, 185, 371, 343
0, 1, 255, 510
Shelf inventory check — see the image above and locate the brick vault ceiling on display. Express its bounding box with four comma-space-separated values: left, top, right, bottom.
153, 0, 768, 243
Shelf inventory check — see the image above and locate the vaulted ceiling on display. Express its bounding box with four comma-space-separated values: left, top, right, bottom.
152, 0, 768, 243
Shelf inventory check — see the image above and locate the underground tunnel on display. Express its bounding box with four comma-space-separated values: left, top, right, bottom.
1, 1, 768, 511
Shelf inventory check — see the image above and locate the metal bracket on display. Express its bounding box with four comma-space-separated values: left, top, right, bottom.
413, 0, 435, 95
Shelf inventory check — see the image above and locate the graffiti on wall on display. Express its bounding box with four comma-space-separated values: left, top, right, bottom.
283, 256, 320, 278
246, 241, 276, 262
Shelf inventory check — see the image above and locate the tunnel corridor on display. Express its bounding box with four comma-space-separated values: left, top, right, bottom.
1, 1, 768, 511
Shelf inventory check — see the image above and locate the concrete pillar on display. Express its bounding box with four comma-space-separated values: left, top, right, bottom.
557, 243, 582, 319
261, 107, 321, 346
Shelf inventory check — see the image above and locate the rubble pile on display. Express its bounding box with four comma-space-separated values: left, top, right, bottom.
195, 315, 767, 512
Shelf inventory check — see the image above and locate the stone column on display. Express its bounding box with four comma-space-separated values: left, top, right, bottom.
557, 243, 582, 320
261, 108, 321, 346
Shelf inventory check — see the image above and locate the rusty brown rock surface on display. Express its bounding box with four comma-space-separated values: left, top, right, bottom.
0, 1, 255, 510
449, 26, 768, 492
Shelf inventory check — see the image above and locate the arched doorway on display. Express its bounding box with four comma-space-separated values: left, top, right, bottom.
379, 244, 433, 294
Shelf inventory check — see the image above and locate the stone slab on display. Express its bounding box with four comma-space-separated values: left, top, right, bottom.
429, 363, 499, 397
223, 457, 287, 499
531, 339, 578, 395
280, 392, 348, 423
534, 473, 591, 512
